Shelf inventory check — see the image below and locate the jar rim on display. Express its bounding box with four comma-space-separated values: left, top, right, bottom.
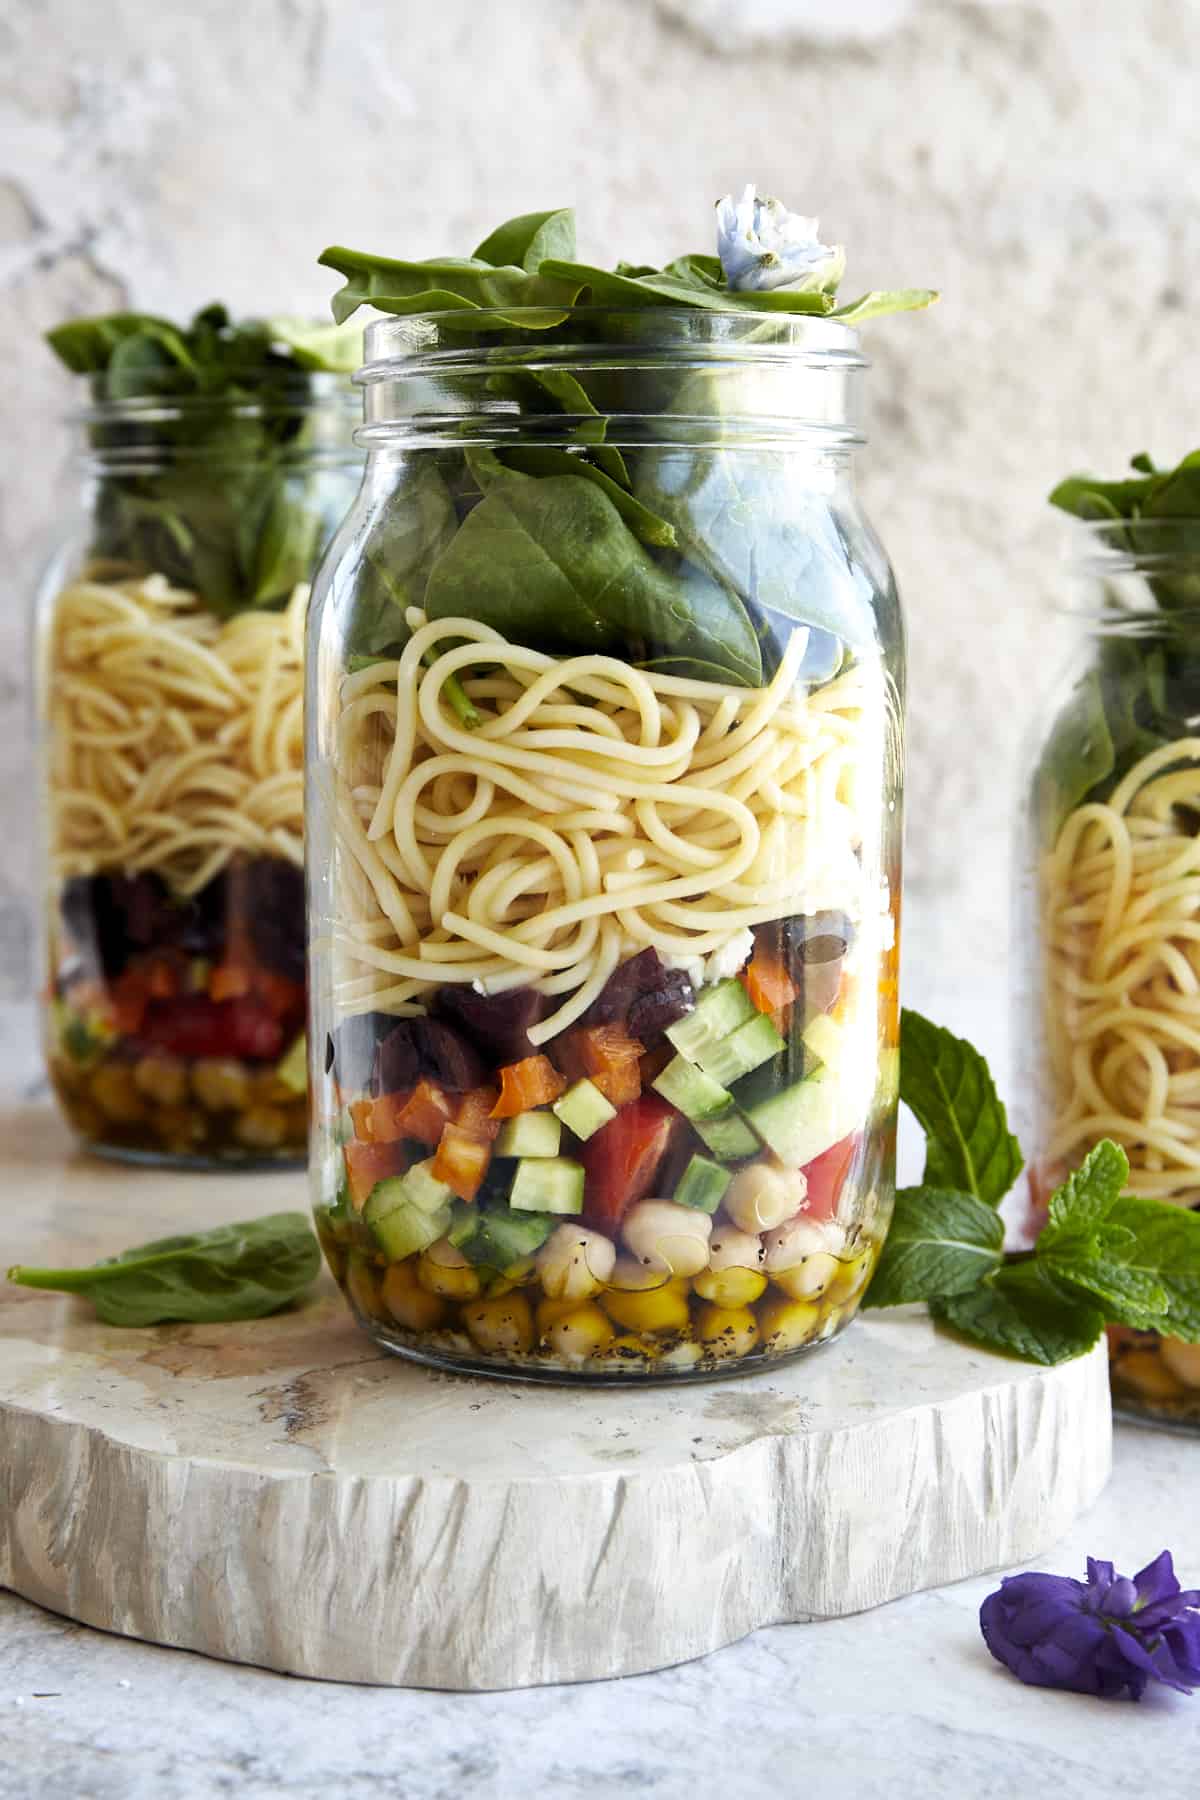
358, 305, 867, 382
66, 368, 360, 428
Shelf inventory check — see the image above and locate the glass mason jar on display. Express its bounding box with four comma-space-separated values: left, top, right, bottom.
36, 360, 361, 1165
1023, 522, 1200, 1428
307, 309, 904, 1382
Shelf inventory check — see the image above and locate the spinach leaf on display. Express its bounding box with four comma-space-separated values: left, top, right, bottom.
633, 446, 878, 649
318, 246, 580, 326
348, 459, 459, 657
538, 257, 836, 314
473, 208, 576, 271
7, 1213, 321, 1326
47, 303, 359, 617
485, 367, 629, 485
424, 460, 762, 684
829, 289, 939, 325
494, 446, 676, 546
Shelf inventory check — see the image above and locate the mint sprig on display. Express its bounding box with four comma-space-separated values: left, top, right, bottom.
866, 1013, 1200, 1365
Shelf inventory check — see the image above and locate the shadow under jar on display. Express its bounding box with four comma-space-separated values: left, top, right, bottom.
37, 360, 362, 1165
1024, 522, 1200, 1427
307, 308, 905, 1381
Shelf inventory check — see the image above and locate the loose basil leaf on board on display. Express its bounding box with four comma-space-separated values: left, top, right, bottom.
932, 1261, 1106, 1367
423, 460, 763, 684
863, 1186, 1005, 1308
7, 1213, 321, 1326
898, 1009, 1024, 1207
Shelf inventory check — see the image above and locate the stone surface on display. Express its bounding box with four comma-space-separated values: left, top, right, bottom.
0, 0, 1197, 1086
1, 1090, 1109, 1690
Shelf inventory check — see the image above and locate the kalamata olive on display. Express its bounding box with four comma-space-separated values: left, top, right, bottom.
368, 1015, 484, 1096
429, 983, 548, 1064
59, 872, 173, 979
626, 971, 695, 1043
581, 948, 695, 1040
331, 1011, 405, 1093
241, 859, 306, 983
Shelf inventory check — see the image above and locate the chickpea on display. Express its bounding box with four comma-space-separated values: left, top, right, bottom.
693, 1266, 767, 1306
346, 1253, 386, 1321
1115, 1349, 1185, 1403
608, 1255, 674, 1292
234, 1105, 288, 1150
601, 1279, 691, 1335
463, 1292, 535, 1355
621, 1201, 712, 1278
1160, 1338, 1200, 1390
763, 1218, 842, 1300
535, 1224, 616, 1301
825, 1246, 875, 1305
724, 1160, 807, 1234
382, 1262, 445, 1331
417, 1238, 481, 1301
90, 1063, 146, 1124
772, 1254, 841, 1302
545, 1304, 615, 1364
758, 1295, 822, 1352
192, 1057, 251, 1112
133, 1054, 188, 1107
659, 1339, 702, 1371
696, 1304, 759, 1361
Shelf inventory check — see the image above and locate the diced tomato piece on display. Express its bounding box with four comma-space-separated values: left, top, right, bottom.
581, 1093, 686, 1234
491, 1055, 567, 1119
432, 1123, 493, 1202
136, 996, 284, 1061
209, 962, 252, 1002
455, 1086, 501, 1142
800, 1133, 859, 1223
742, 945, 798, 1017
558, 1024, 644, 1107
354, 1080, 454, 1147
253, 968, 306, 1021
344, 1138, 408, 1210
145, 956, 180, 1001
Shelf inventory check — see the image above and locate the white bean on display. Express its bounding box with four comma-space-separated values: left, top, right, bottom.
724, 1161, 807, 1234
621, 1200, 712, 1278
536, 1224, 616, 1301
762, 1217, 840, 1272
707, 1226, 764, 1271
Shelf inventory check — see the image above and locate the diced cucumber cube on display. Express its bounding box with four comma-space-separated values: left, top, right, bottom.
748, 1064, 843, 1168
495, 1110, 562, 1159
803, 1011, 846, 1071
401, 1159, 456, 1214
509, 1156, 585, 1215
695, 1012, 786, 1088
368, 1196, 451, 1262
652, 1054, 733, 1121
553, 1077, 617, 1142
462, 1208, 557, 1267
694, 1107, 761, 1162
446, 1199, 479, 1249
275, 1032, 308, 1095
665, 978, 755, 1061
672, 1154, 732, 1213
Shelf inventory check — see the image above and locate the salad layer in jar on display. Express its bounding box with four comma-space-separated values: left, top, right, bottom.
41, 306, 361, 1163
309, 197, 928, 1377
1031, 453, 1200, 1428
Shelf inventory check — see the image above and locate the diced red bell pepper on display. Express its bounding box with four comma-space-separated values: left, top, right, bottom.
344, 1139, 409, 1210
454, 1087, 501, 1142
432, 1123, 492, 1202
490, 1055, 567, 1119
136, 996, 284, 1062
353, 1080, 454, 1147
581, 1093, 686, 1234
558, 1024, 644, 1107
800, 1133, 859, 1223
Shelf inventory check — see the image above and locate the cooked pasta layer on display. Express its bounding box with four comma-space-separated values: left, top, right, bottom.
331, 611, 879, 1042
1043, 738, 1200, 1204
49, 572, 306, 895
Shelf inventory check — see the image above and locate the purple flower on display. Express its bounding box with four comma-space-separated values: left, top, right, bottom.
981, 1551, 1200, 1699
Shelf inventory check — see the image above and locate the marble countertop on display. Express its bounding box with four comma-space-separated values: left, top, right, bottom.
1, 1007, 1198, 1799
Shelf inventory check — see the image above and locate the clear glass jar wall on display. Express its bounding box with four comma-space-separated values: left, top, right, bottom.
37, 369, 361, 1164
307, 310, 904, 1381
1023, 524, 1200, 1427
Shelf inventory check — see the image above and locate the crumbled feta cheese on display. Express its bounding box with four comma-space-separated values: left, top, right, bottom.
663, 952, 705, 991
702, 928, 755, 986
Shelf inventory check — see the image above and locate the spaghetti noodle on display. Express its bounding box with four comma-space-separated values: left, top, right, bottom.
49, 571, 306, 895
1043, 738, 1200, 1204
331, 611, 878, 1042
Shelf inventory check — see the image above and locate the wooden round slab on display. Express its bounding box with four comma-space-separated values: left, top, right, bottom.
0, 1099, 1112, 1690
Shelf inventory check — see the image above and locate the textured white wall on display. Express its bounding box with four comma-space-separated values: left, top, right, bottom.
1, 0, 1196, 1086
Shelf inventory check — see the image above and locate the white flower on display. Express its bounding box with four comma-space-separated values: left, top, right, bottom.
715, 185, 844, 293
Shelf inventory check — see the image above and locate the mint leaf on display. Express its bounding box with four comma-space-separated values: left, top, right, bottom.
933, 1261, 1105, 1366
862, 1187, 1004, 1308
1042, 1187, 1200, 1341
1041, 1138, 1129, 1239
900, 1010, 1023, 1206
